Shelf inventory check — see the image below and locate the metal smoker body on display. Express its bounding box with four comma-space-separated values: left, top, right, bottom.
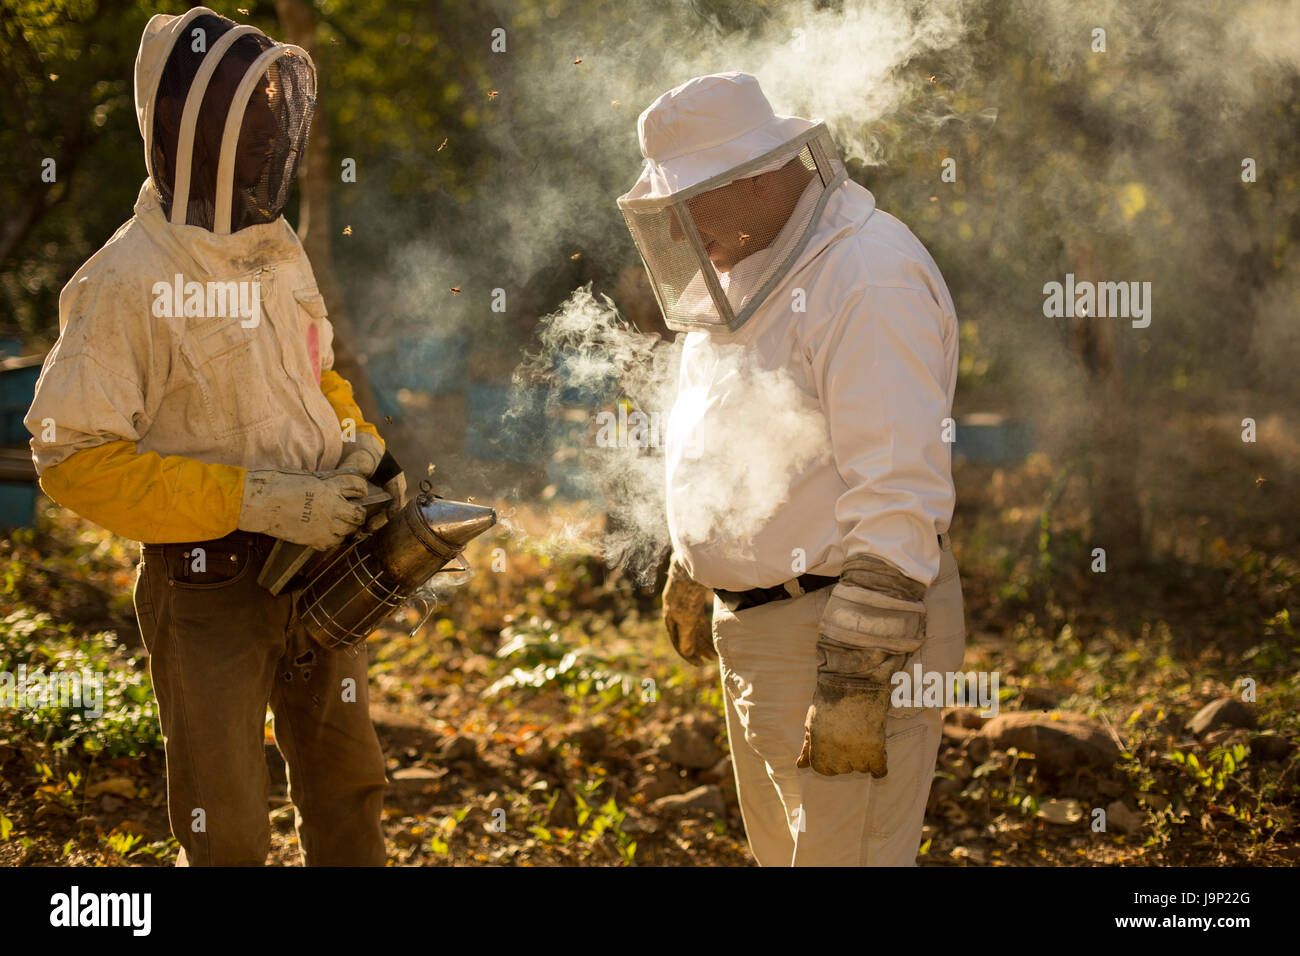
296, 484, 497, 650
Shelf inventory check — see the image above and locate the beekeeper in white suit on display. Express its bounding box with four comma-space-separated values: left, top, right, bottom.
620, 72, 967, 866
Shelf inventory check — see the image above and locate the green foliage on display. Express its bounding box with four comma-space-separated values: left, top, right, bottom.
573, 788, 636, 864
485, 615, 647, 703
0, 608, 161, 758
1168, 744, 1249, 794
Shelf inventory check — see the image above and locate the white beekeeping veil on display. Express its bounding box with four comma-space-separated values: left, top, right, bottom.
135, 7, 316, 234
617, 72, 846, 334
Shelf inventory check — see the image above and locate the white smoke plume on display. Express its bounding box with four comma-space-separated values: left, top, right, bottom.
667, 341, 833, 549
512, 285, 834, 582
510, 286, 677, 580
353, 0, 1300, 577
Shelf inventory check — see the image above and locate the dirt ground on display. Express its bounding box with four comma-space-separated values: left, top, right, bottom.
1, 441, 1297, 867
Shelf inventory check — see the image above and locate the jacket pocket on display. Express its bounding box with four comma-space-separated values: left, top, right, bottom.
293, 288, 327, 319
293, 288, 329, 384
180, 314, 277, 440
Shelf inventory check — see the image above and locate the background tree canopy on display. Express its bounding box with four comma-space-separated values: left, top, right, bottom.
2, 0, 1298, 545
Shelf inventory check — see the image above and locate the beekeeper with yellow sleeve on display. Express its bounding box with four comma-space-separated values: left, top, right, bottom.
25, 7, 403, 866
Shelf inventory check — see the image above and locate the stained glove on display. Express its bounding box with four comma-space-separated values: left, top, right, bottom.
662, 553, 716, 664
334, 432, 407, 527
238, 470, 368, 550
336, 432, 385, 478
797, 554, 927, 777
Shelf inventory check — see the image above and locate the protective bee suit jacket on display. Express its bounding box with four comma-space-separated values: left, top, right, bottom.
24, 8, 381, 544
666, 177, 959, 590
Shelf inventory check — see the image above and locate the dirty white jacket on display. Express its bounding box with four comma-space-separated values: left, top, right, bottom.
666, 180, 958, 590
27, 180, 344, 477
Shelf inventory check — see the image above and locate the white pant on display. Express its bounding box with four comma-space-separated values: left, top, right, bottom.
712, 540, 967, 866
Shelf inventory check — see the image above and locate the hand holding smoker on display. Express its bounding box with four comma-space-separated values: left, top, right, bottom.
257, 478, 496, 651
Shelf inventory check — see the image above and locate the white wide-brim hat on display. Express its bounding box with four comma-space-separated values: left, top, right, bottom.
619, 71, 817, 203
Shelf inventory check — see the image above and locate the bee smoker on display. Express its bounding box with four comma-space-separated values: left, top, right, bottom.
293, 481, 497, 651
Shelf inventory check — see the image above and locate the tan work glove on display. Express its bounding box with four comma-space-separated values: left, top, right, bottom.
334, 431, 407, 527
662, 554, 716, 664
238, 470, 368, 551
797, 555, 927, 777
336, 431, 384, 477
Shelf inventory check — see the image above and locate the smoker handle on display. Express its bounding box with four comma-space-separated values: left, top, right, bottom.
371, 449, 404, 486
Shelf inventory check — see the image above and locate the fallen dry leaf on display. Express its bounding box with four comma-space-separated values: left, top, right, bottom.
86, 776, 138, 799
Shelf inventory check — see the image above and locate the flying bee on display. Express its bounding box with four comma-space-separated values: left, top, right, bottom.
573, 57, 582, 65
437, 138, 448, 152
342, 225, 352, 236
488, 90, 499, 100
450, 286, 461, 295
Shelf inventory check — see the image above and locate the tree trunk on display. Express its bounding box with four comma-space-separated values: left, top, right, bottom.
1067, 239, 1144, 569
274, 0, 384, 432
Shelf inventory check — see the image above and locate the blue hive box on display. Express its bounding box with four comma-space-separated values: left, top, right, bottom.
952, 413, 1036, 464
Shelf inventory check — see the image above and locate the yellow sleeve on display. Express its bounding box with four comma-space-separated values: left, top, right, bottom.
319, 368, 384, 447
39, 440, 247, 544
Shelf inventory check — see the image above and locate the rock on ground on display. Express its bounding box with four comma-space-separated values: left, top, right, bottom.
978, 711, 1120, 773
651, 784, 727, 817
659, 715, 724, 769
1187, 698, 1256, 738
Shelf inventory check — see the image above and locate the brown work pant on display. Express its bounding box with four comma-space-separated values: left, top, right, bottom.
133, 532, 388, 866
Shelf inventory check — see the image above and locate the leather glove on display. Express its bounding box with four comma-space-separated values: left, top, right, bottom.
797, 554, 927, 777
336, 431, 384, 478
370, 471, 407, 529
662, 553, 716, 665
334, 432, 406, 527
238, 470, 368, 550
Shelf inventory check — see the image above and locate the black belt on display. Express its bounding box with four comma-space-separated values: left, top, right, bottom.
713, 533, 951, 614
714, 573, 838, 613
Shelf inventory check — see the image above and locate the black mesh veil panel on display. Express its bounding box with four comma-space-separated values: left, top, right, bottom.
150, 13, 315, 232
236, 52, 315, 231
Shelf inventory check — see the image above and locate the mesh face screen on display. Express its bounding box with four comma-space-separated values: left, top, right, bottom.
233, 53, 315, 231
149, 15, 314, 232
622, 203, 727, 328
622, 140, 834, 332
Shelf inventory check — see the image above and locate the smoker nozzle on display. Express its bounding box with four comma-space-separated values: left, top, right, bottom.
420, 498, 497, 547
